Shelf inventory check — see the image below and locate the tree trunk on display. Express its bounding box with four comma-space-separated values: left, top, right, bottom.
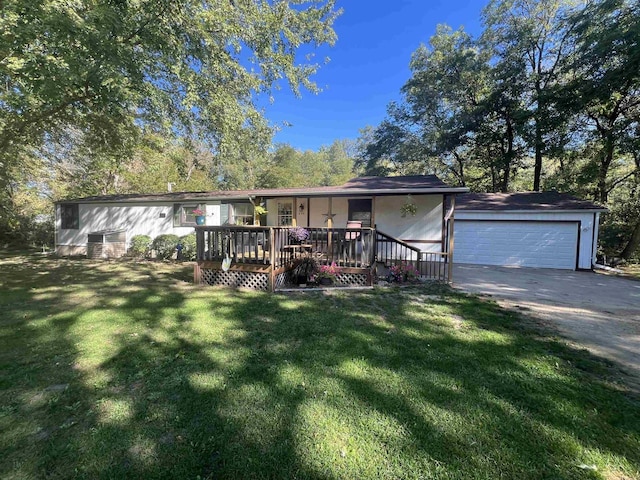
490, 161, 498, 192
533, 122, 543, 191
597, 135, 615, 204
619, 220, 640, 260
533, 79, 544, 192
501, 115, 514, 192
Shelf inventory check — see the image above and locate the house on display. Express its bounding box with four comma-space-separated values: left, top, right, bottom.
54, 176, 605, 290
55, 175, 467, 288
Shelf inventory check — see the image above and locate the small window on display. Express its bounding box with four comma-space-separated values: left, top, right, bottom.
173, 204, 204, 227
233, 203, 253, 225
277, 202, 293, 226
60, 204, 79, 229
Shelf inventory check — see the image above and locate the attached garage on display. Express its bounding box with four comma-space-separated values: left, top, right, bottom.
454, 192, 606, 270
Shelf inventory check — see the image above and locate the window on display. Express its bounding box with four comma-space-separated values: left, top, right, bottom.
233, 203, 253, 225
173, 204, 204, 227
348, 199, 372, 227
60, 204, 79, 229
277, 202, 293, 226
221, 203, 253, 225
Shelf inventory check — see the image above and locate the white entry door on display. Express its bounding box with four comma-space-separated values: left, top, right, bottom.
454, 220, 578, 270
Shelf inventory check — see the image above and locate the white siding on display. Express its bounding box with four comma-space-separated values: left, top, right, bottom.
295, 198, 309, 227
56, 202, 218, 251
374, 195, 444, 253
455, 211, 598, 269
309, 197, 329, 227
269, 195, 445, 253
330, 197, 349, 228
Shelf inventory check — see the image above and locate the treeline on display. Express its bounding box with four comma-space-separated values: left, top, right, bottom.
356, 0, 639, 259
2, 130, 356, 246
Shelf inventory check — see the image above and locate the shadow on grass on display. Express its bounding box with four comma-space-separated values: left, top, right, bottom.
1, 253, 639, 479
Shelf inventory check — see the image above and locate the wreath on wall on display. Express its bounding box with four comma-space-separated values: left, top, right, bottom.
400, 195, 418, 218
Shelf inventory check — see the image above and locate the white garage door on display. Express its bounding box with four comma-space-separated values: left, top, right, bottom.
454, 221, 578, 269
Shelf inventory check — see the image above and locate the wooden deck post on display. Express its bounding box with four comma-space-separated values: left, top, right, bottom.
196, 227, 205, 261
269, 228, 276, 291
194, 262, 202, 284
447, 196, 456, 283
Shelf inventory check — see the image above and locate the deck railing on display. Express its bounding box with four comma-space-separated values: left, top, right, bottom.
376, 230, 450, 282
196, 225, 271, 264
272, 227, 375, 268
195, 225, 450, 282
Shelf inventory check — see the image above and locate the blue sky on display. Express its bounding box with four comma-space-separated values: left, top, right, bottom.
260, 0, 487, 152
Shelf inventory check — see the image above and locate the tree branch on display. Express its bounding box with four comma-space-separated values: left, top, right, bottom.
0, 90, 96, 153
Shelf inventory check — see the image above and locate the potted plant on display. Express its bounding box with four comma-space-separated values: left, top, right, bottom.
295, 255, 319, 286
253, 205, 268, 225
288, 226, 310, 244
388, 262, 420, 283
313, 262, 341, 286
193, 208, 206, 226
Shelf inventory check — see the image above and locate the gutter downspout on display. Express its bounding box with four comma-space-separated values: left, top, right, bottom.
592, 212, 601, 268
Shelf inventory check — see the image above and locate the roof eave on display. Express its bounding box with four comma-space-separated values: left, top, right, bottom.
456, 208, 608, 213
55, 187, 471, 204
295, 187, 470, 197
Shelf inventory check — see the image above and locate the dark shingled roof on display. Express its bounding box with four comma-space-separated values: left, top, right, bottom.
341, 175, 451, 189
456, 192, 606, 211
58, 175, 467, 203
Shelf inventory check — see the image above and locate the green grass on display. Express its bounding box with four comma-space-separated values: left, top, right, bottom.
1, 252, 639, 479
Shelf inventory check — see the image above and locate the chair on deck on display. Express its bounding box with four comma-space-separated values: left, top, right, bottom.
345, 221, 362, 240
343, 221, 364, 264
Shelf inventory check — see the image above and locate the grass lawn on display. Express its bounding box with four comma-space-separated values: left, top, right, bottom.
1, 252, 639, 479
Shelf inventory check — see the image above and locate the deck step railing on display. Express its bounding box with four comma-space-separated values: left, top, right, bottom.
375, 230, 449, 282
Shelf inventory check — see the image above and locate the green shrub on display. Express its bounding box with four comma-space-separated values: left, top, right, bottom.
178, 233, 197, 261
152, 234, 180, 260
129, 234, 152, 258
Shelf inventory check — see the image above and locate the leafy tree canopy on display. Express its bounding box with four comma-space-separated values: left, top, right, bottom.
0, 0, 340, 156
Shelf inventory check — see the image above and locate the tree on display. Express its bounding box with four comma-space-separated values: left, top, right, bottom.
0, 0, 340, 241
554, 0, 640, 259
319, 140, 357, 185
483, 0, 573, 191
360, 25, 527, 192
562, 0, 640, 204
0, 0, 339, 153
258, 141, 355, 189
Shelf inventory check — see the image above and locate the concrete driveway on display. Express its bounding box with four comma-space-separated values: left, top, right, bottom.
453, 264, 640, 386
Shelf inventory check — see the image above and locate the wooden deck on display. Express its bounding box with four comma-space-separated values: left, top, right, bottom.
194, 225, 451, 290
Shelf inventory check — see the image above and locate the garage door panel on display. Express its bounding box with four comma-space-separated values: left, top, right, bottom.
454, 221, 578, 269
